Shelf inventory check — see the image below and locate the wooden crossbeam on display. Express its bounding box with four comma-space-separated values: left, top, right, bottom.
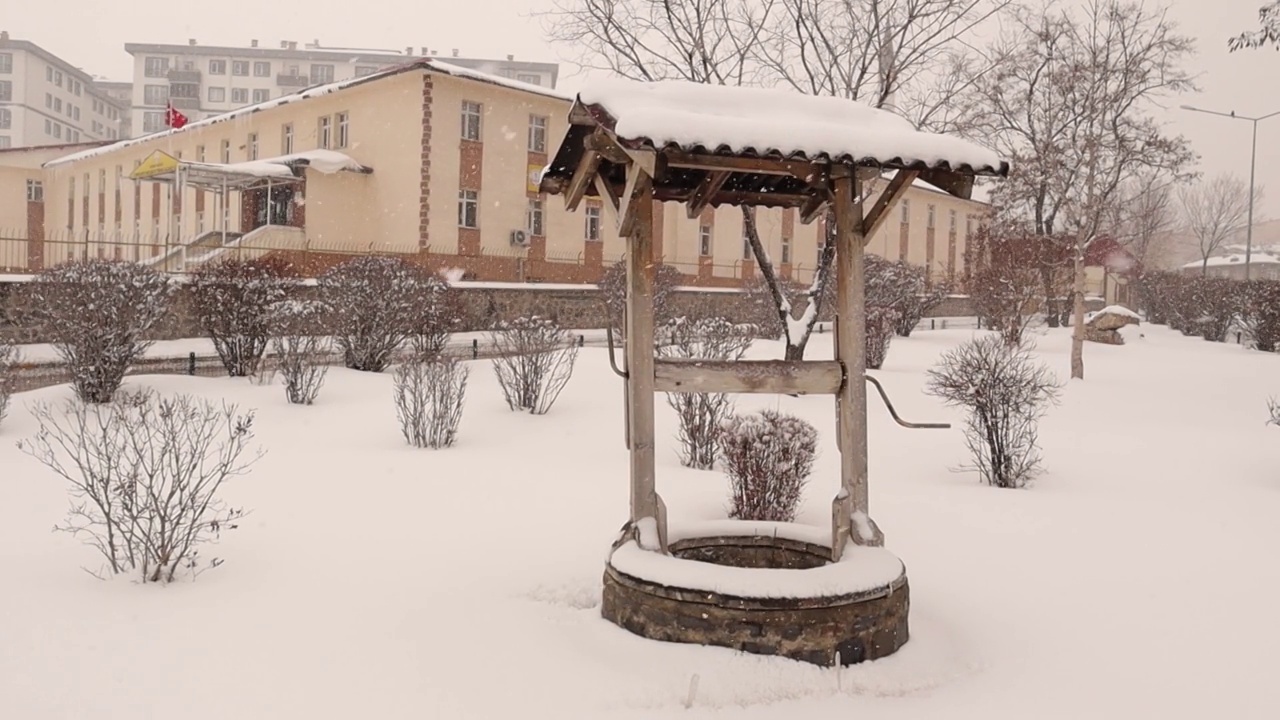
653, 359, 844, 395
917, 168, 974, 200
584, 132, 631, 165
662, 150, 815, 179
685, 170, 731, 219
861, 169, 919, 241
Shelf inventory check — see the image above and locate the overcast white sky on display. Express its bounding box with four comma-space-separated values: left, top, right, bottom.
7, 0, 1279, 216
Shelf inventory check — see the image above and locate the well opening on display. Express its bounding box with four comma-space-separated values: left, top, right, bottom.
669, 535, 832, 570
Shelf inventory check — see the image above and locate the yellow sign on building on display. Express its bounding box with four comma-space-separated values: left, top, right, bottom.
130, 150, 180, 180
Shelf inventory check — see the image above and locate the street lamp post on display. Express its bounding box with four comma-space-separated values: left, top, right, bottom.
1180, 105, 1280, 281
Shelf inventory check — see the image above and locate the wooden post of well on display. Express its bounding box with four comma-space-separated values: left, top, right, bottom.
625, 181, 666, 550
830, 168, 882, 560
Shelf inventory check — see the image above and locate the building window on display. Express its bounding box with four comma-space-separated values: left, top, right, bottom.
143, 84, 169, 105
82, 174, 89, 198
253, 61, 271, 77
516, 73, 541, 85
44, 118, 52, 134
231, 88, 248, 104
209, 59, 226, 74
282, 124, 294, 154
0, 109, 9, 129
585, 205, 601, 241
247, 133, 258, 160
310, 64, 335, 84
54, 70, 62, 86
170, 83, 198, 99
195, 145, 205, 162
527, 197, 544, 236
966, 216, 973, 237
901, 198, 910, 224
252, 88, 270, 103
949, 209, 957, 233
46, 66, 53, 82
781, 237, 792, 265
208, 86, 225, 103
72, 106, 81, 120
335, 112, 350, 148
927, 205, 936, 229
699, 224, 712, 256
221, 139, 231, 163
144, 57, 170, 78
0, 135, 9, 149
528, 115, 547, 152
318, 115, 332, 148
142, 111, 165, 133
73, 81, 81, 96
355, 65, 378, 77
26, 179, 43, 202
0, 53, 11, 74
53, 97, 63, 112
45, 93, 52, 108
98, 169, 106, 192
232, 60, 249, 76
458, 189, 479, 228
461, 101, 482, 141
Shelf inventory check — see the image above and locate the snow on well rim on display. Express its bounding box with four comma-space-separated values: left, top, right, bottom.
609, 528, 905, 600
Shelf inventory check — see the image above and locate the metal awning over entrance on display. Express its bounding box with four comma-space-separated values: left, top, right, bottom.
129, 148, 372, 189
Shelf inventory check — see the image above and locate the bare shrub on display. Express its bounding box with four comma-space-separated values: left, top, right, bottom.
319, 256, 432, 372
18, 390, 258, 582
896, 276, 951, 337
1268, 398, 1280, 427
599, 260, 684, 337
865, 306, 899, 370
409, 274, 463, 358
490, 316, 580, 415
1240, 280, 1280, 351
16, 260, 171, 403
967, 228, 1042, 346
718, 410, 818, 522
189, 257, 295, 377
658, 316, 754, 469
926, 335, 1060, 489
0, 339, 17, 427
267, 300, 331, 405
393, 356, 469, 448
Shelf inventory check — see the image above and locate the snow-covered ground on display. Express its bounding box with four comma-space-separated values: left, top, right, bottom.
1, 324, 1278, 719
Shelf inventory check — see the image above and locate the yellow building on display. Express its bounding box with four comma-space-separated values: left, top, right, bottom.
10, 60, 987, 285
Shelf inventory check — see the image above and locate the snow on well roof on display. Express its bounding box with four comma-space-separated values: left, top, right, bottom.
576, 78, 1007, 174
45, 60, 569, 169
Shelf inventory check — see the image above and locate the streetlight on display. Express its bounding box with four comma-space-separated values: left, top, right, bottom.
1180, 105, 1280, 281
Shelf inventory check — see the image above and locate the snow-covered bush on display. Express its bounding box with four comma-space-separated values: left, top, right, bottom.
1134, 271, 1183, 326
865, 306, 899, 370
319, 256, 435, 372
718, 410, 818, 522
18, 390, 258, 582
1268, 398, 1280, 427
268, 300, 331, 405
1241, 280, 1280, 351
896, 274, 951, 338
16, 261, 171, 403
393, 356, 469, 449
927, 335, 1060, 489
599, 260, 683, 338
0, 339, 16, 427
409, 274, 462, 358
967, 231, 1042, 346
659, 316, 754, 469
490, 316, 579, 415
190, 257, 295, 377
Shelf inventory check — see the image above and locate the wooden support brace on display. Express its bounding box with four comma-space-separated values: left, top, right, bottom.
654, 359, 843, 395
686, 170, 731, 219
616, 161, 653, 238
564, 148, 601, 212
862, 169, 920, 241
799, 191, 831, 225
593, 172, 620, 214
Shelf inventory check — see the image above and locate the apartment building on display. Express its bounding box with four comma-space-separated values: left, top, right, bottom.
0, 32, 128, 149
92, 81, 134, 138
24, 60, 984, 286
124, 39, 558, 137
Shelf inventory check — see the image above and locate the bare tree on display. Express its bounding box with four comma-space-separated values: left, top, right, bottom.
972, 0, 1197, 379
658, 316, 753, 469
544, 0, 1012, 360
19, 391, 258, 582
393, 357, 469, 449
1180, 174, 1261, 276
189, 257, 295, 377
1231, 1, 1280, 50
926, 335, 1060, 488
1109, 172, 1175, 269
599, 260, 684, 337
718, 409, 818, 521
967, 225, 1044, 346
15, 261, 172, 403
0, 338, 17, 427
268, 300, 332, 406
490, 317, 580, 414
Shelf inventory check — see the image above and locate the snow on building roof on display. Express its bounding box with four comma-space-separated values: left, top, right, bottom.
576, 78, 1007, 175
1181, 253, 1280, 269
45, 60, 569, 169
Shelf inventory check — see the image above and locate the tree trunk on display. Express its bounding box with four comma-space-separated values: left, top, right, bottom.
1070, 252, 1086, 380
1041, 267, 1060, 327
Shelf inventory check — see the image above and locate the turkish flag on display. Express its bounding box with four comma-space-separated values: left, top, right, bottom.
165, 102, 188, 129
